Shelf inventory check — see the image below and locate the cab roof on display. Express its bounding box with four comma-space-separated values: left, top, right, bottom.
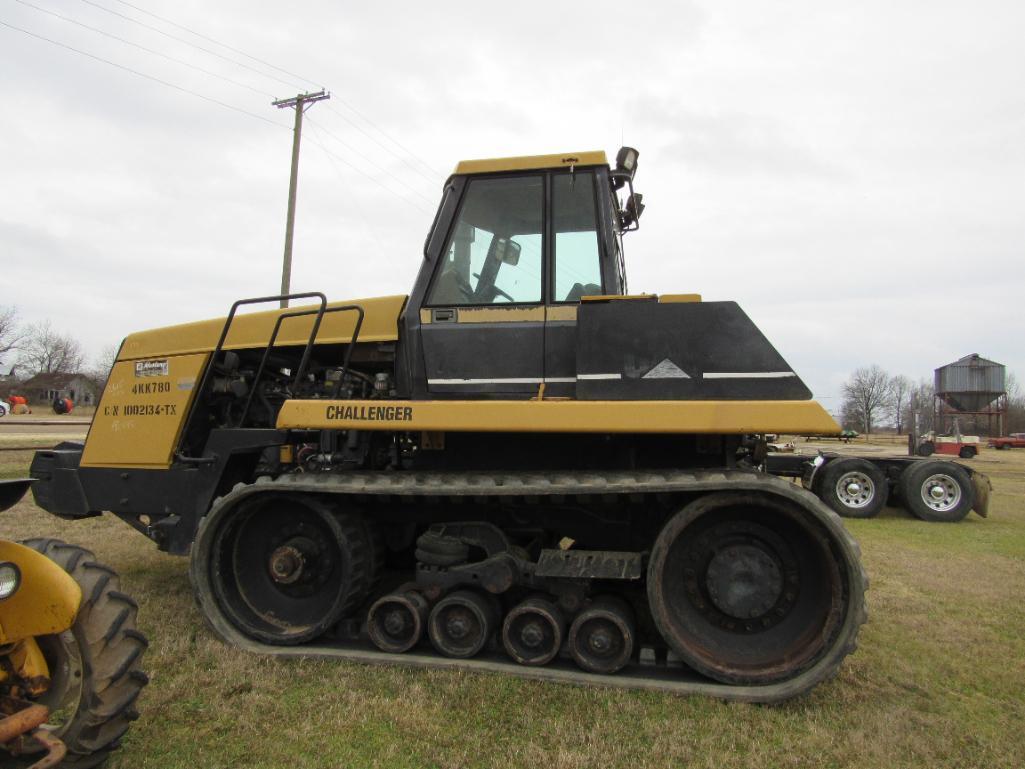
454, 150, 608, 175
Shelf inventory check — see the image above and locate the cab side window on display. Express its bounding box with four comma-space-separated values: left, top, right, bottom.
553, 171, 603, 302
427, 176, 543, 305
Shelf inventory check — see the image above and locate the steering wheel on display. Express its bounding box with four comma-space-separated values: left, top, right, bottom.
472, 272, 514, 302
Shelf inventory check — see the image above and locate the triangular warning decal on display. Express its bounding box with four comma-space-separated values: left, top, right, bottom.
642, 359, 691, 379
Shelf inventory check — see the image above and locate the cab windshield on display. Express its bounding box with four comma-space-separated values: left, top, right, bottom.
426, 176, 543, 305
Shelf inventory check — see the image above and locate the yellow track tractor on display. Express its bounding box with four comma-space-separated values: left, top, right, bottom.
14, 148, 866, 701
0, 482, 148, 768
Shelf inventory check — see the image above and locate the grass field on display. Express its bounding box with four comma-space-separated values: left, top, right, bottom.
2, 437, 1024, 768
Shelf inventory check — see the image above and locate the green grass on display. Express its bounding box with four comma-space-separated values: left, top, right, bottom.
3, 445, 1024, 768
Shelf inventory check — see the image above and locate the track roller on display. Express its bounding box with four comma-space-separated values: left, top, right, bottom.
568, 596, 636, 674
502, 597, 565, 666
427, 590, 497, 658
367, 591, 429, 653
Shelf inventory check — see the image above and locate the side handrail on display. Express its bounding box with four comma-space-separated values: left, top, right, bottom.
240, 303, 365, 425
176, 292, 326, 463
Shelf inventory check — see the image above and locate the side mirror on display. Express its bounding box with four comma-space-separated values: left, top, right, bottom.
621, 192, 645, 230
494, 237, 521, 266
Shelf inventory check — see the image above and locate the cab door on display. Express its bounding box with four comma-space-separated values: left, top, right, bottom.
543, 169, 611, 397
419, 174, 546, 396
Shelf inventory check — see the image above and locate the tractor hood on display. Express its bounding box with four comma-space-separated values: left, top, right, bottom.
118, 295, 407, 361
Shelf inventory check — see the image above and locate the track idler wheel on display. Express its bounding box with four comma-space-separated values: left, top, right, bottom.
568, 596, 636, 674
192, 494, 371, 645
502, 597, 565, 666
367, 591, 429, 653
427, 590, 497, 658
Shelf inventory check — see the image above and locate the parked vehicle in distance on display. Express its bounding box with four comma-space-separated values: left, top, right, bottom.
0, 400, 8, 417
916, 430, 981, 459
988, 433, 1025, 449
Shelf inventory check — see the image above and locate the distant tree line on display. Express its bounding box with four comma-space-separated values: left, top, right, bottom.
840, 365, 1025, 436
0, 305, 116, 384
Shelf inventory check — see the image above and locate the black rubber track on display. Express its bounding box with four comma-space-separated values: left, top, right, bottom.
20, 539, 149, 769
189, 469, 869, 703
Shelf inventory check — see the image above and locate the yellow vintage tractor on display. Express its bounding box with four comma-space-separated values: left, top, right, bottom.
0, 481, 148, 768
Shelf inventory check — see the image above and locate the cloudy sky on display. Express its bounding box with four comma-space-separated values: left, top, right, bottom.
2, 0, 1022, 412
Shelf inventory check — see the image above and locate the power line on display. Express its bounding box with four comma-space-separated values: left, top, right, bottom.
305, 123, 432, 216
307, 116, 435, 206
323, 103, 441, 187
325, 102, 442, 178
82, 2, 441, 192
14, 0, 276, 98
0, 18, 289, 128
108, 0, 321, 90
76, 0, 310, 94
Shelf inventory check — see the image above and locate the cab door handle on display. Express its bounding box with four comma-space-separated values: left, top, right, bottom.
433, 309, 455, 323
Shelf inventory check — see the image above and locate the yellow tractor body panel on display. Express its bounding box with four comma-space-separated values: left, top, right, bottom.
278, 398, 842, 435
118, 295, 407, 361
0, 541, 81, 645
454, 151, 608, 175
82, 353, 208, 469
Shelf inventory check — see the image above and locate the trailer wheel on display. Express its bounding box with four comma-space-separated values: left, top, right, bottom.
899, 461, 974, 522
815, 458, 888, 519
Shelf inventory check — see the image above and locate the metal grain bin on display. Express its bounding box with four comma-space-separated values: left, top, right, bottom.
935, 353, 1006, 412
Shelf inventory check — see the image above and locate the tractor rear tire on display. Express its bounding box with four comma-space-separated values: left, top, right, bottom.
19, 539, 149, 768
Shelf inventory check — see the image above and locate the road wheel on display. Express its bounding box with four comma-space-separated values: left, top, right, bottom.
647, 492, 857, 685
19, 539, 149, 769
899, 461, 974, 522
191, 493, 371, 645
815, 458, 888, 519
916, 441, 935, 457
958, 446, 976, 459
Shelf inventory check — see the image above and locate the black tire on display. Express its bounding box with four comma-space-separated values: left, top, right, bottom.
899, 461, 974, 522
815, 458, 888, 519
916, 441, 935, 457
958, 446, 976, 459
646, 492, 864, 685
190, 492, 371, 645
0, 403, 7, 417
19, 539, 148, 769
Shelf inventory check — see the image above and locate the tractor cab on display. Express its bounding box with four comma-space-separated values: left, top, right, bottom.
401, 149, 642, 398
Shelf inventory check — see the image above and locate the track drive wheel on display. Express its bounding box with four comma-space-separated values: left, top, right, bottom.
815, 458, 888, 519
19, 539, 149, 769
191, 493, 371, 645
647, 492, 862, 685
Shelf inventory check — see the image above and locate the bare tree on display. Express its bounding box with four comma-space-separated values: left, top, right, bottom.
0, 306, 25, 362
1006, 372, 1025, 434
841, 365, 892, 434
87, 344, 120, 386
907, 378, 936, 435
19, 321, 85, 376
889, 374, 912, 434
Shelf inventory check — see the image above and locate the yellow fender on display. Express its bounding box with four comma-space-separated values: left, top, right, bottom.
0, 541, 82, 645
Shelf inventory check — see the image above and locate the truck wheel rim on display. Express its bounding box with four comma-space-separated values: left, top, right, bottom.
920, 474, 961, 512
835, 471, 875, 509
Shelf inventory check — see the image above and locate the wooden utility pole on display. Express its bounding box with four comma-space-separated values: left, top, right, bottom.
273, 89, 330, 307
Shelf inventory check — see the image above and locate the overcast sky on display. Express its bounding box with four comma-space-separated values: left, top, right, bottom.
1, 0, 1022, 411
